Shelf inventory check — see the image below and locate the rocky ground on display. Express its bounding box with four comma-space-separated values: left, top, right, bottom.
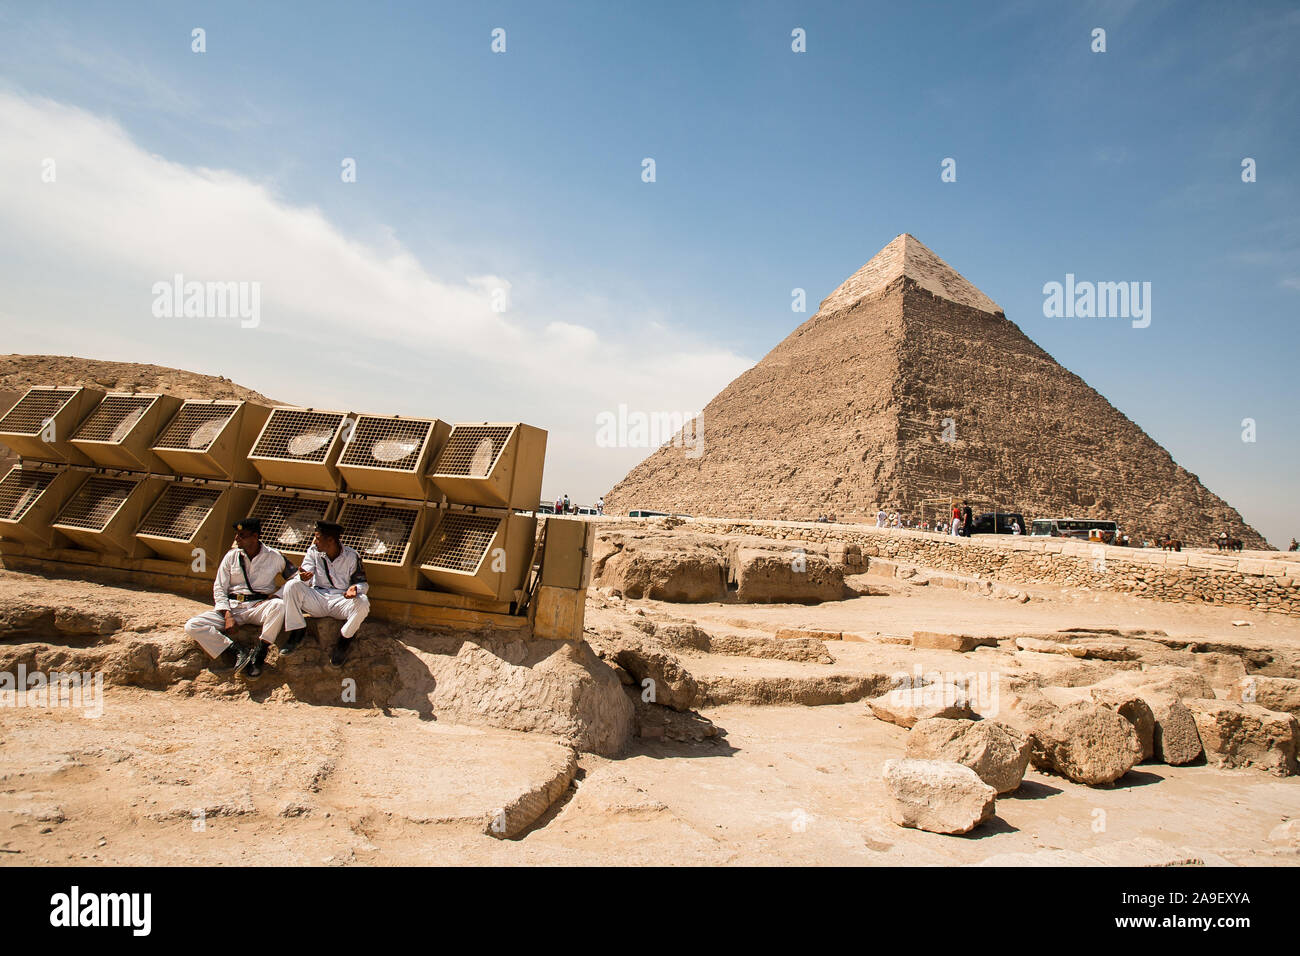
2, 542, 1299, 866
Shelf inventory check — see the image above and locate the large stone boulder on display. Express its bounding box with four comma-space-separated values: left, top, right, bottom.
1145, 693, 1204, 765
1184, 699, 1299, 776
881, 758, 996, 834
597, 547, 726, 602
389, 633, 636, 757
732, 548, 844, 604
1229, 676, 1300, 720
868, 682, 975, 729
1029, 701, 1144, 785
1090, 689, 1156, 761
906, 718, 1031, 794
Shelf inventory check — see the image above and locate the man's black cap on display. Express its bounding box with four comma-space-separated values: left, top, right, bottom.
233, 517, 262, 534
316, 520, 344, 538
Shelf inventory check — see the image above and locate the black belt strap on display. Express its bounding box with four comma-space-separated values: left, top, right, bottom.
318, 553, 338, 590
237, 553, 271, 601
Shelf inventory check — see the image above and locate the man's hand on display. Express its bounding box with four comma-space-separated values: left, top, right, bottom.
223, 610, 236, 632
345, 585, 358, 599
298, 569, 314, 581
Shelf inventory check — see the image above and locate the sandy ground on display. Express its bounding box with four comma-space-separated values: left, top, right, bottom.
1, 572, 1298, 866
1, 689, 1295, 866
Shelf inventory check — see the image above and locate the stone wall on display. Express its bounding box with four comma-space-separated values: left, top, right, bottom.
599, 518, 1300, 616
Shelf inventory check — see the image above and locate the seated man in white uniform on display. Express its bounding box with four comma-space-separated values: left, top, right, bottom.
184, 516, 294, 679
279, 520, 370, 666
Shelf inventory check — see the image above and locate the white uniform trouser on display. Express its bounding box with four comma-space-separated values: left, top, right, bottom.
282, 578, 370, 639
185, 599, 286, 658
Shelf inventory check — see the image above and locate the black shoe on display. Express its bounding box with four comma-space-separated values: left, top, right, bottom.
330, 637, 351, 667
246, 641, 269, 678
280, 628, 307, 656
229, 643, 254, 677
210, 645, 240, 673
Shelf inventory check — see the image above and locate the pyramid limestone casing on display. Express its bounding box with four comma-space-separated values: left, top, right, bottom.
605, 236, 1266, 549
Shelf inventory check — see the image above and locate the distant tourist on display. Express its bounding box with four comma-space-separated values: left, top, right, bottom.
597, 497, 604, 515
962, 503, 973, 538
563, 494, 571, 514
1291, 538, 1299, 552
876, 508, 887, 528
555, 494, 564, 514
1011, 518, 1022, 535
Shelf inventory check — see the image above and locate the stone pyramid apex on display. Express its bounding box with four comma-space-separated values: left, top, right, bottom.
819, 233, 1002, 316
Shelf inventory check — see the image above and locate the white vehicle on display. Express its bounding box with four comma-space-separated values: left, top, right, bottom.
1030, 518, 1119, 542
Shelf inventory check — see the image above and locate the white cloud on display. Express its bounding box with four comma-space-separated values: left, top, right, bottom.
0, 89, 753, 503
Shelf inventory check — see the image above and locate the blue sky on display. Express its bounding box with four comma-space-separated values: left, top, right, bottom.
0, 1, 1296, 543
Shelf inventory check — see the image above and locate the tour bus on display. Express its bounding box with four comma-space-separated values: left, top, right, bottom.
1030, 518, 1120, 541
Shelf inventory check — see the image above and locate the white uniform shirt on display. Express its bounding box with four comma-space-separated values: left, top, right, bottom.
299, 544, 369, 596
213, 544, 294, 611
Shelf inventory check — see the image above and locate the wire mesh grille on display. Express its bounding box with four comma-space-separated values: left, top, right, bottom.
54, 477, 137, 531
338, 503, 417, 565
251, 409, 345, 462
137, 484, 220, 540
250, 493, 332, 552
431, 425, 512, 477
0, 388, 78, 435
153, 402, 238, 451
72, 394, 156, 443
0, 469, 55, 521
419, 512, 499, 573
339, 416, 432, 471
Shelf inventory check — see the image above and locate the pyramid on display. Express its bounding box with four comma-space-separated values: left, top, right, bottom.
606, 234, 1267, 548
